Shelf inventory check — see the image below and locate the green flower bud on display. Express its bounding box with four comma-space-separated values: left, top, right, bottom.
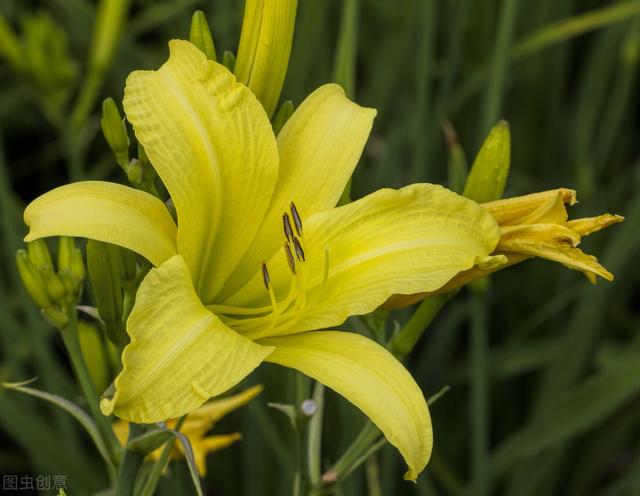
235, 0, 298, 117
273, 100, 294, 135
58, 237, 85, 298
126, 158, 143, 185
87, 240, 126, 346
101, 97, 130, 169
57, 236, 74, 272
42, 269, 67, 302
222, 50, 236, 72
27, 239, 53, 271
16, 249, 52, 309
463, 120, 511, 203
42, 306, 69, 328
189, 10, 217, 61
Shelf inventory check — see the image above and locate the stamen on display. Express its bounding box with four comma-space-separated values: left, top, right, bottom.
290, 201, 303, 236
261, 262, 270, 290
283, 213, 294, 242
292, 237, 305, 262
284, 242, 296, 274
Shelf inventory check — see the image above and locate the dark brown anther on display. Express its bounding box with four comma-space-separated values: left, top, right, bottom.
284, 242, 296, 274
283, 213, 294, 242
290, 201, 302, 236
292, 237, 305, 262
261, 262, 271, 289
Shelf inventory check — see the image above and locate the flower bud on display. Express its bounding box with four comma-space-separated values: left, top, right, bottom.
273, 100, 294, 135
189, 10, 217, 61
16, 249, 52, 309
463, 120, 511, 203
58, 237, 85, 297
222, 50, 235, 72
27, 239, 53, 271
235, 0, 298, 117
101, 97, 130, 169
42, 306, 69, 328
42, 268, 67, 301
87, 239, 126, 346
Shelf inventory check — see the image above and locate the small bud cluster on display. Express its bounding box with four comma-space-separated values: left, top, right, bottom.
16, 238, 85, 328
101, 98, 159, 197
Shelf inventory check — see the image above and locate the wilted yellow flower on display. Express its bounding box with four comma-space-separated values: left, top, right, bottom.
24, 40, 510, 480
387, 188, 623, 308
113, 385, 262, 476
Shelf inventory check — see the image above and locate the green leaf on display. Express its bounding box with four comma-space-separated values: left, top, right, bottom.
126, 428, 174, 455
2, 379, 115, 467
171, 429, 204, 496
492, 357, 640, 476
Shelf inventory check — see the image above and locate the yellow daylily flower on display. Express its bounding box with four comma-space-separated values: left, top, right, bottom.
113, 385, 262, 476
23, 40, 505, 480
386, 188, 623, 308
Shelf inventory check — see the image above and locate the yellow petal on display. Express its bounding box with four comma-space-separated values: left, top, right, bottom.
24, 181, 177, 267
498, 224, 613, 281
186, 384, 263, 429
219, 84, 376, 299
235, 0, 297, 117
228, 184, 501, 337
259, 331, 432, 481
566, 213, 624, 237
123, 39, 279, 302
482, 188, 576, 225
100, 255, 273, 422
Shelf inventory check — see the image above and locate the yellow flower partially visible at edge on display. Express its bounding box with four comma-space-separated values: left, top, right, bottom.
23, 40, 507, 480
114, 385, 262, 476
387, 188, 623, 308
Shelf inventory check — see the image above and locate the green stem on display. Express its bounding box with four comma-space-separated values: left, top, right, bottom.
331, 421, 381, 480
139, 416, 187, 496
469, 289, 489, 496
293, 373, 310, 496
116, 423, 145, 496
307, 382, 325, 486
388, 292, 455, 358
59, 310, 120, 467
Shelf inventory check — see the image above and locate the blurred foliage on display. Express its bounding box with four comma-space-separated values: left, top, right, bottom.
0, 0, 638, 495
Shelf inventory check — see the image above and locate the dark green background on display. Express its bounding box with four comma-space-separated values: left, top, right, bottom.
0, 0, 638, 495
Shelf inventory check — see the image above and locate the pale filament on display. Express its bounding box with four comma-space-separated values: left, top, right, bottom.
213, 202, 321, 337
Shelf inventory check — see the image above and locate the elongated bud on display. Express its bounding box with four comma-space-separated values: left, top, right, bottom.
273, 100, 294, 135
87, 240, 126, 346
58, 237, 85, 296
223, 50, 236, 72
16, 249, 52, 309
443, 121, 468, 194
27, 239, 53, 271
101, 97, 130, 169
57, 236, 74, 273
235, 0, 298, 117
42, 269, 67, 301
189, 10, 217, 61
463, 120, 511, 203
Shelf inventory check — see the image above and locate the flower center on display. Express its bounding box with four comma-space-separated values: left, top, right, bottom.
210, 201, 329, 337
